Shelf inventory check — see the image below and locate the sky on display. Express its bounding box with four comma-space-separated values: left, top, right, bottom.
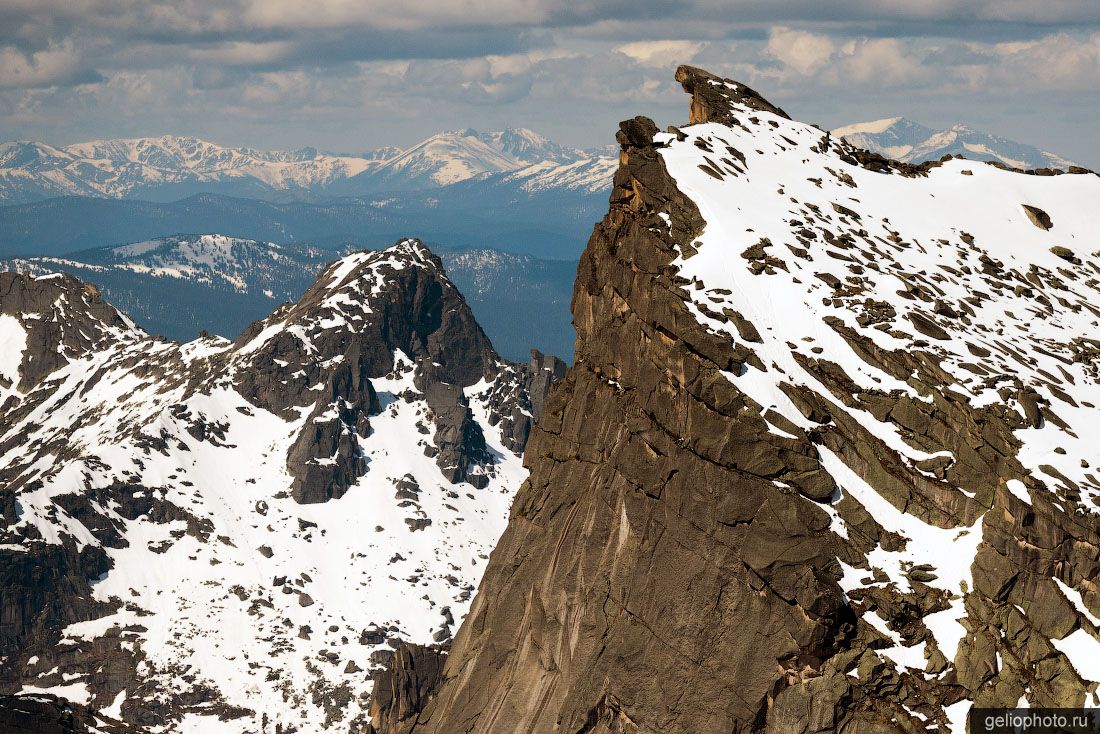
1, 1, 1098, 166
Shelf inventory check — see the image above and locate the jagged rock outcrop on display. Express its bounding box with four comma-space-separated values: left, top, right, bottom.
366, 645, 447, 734
422, 381, 492, 488
0, 272, 133, 393
370, 67, 1100, 733
0, 240, 559, 732
524, 349, 567, 422
676, 64, 790, 124
479, 349, 568, 456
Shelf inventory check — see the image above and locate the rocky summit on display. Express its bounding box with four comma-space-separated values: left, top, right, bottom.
0, 239, 562, 732
367, 66, 1100, 733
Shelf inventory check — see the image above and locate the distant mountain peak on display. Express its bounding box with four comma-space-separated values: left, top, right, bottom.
835, 116, 1078, 170
831, 116, 910, 137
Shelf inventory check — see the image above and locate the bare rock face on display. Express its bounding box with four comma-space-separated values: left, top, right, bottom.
422, 381, 491, 488
0, 543, 114, 683
0, 693, 136, 733
676, 64, 790, 124
524, 349, 567, 422
371, 67, 1100, 732
0, 273, 133, 394
366, 644, 447, 734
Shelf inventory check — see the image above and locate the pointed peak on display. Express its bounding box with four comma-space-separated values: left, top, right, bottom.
301, 239, 446, 303
391, 235, 437, 257
234, 235, 499, 393
378, 238, 448, 274
832, 117, 907, 137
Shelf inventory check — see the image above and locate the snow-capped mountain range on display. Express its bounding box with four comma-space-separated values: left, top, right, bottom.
0, 120, 1081, 209
0, 128, 612, 205
0, 239, 562, 732
834, 117, 1079, 170
0, 136, 377, 202
355, 127, 590, 191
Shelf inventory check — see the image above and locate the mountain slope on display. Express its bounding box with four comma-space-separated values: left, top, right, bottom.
369, 66, 1100, 733
0, 240, 562, 732
348, 131, 523, 191
3, 235, 332, 343
339, 128, 597, 194
835, 117, 1079, 170
476, 128, 585, 164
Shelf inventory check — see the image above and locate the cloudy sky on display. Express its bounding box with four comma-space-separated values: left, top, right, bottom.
1, 1, 1098, 165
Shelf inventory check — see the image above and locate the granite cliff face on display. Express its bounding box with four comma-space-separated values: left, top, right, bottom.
370, 67, 1100, 733
0, 240, 560, 732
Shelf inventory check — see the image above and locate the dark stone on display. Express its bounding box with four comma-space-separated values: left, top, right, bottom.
367, 645, 446, 734
0, 693, 137, 733
1022, 205, 1053, 230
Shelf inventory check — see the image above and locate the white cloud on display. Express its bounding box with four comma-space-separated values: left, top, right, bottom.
0, 42, 95, 89
616, 40, 705, 67
761, 28, 926, 88
766, 27, 835, 75
826, 37, 928, 86
988, 32, 1100, 90
188, 41, 299, 67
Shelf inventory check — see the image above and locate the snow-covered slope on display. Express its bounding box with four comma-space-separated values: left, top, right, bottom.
835, 117, 1079, 170
659, 71, 1100, 725
476, 128, 585, 164
55, 234, 322, 298
351, 126, 587, 191
356, 130, 522, 189
506, 155, 618, 194
0, 239, 558, 732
